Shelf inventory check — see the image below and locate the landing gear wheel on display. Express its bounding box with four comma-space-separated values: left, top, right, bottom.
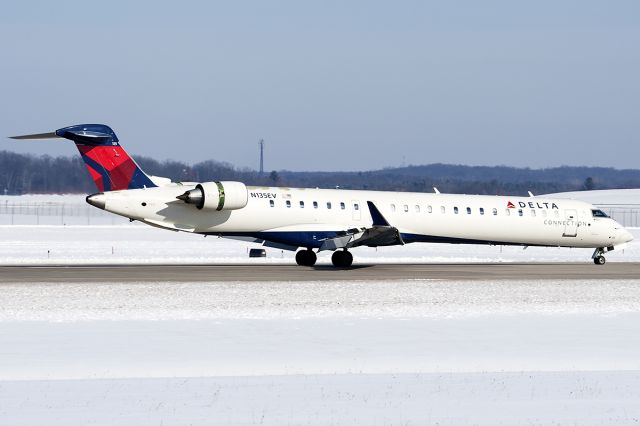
331, 250, 353, 267
295, 249, 317, 266
343, 250, 353, 267
306, 250, 317, 266
331, 251, 344, 267
594, 255, 606, 265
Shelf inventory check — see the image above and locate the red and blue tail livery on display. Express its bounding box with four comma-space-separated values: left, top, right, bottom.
11, 124, 156, 191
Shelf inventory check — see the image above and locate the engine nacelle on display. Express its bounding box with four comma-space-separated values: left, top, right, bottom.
177, 181, 248, 211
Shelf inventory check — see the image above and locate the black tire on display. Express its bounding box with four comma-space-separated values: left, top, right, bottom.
296, 249, 317, 266
331, 250, 353, 267
295, 250, 308, 266
306, 250, 317, 266
331, 251, 344, 267
342, 250, 353, 267
594, 255, 606, 265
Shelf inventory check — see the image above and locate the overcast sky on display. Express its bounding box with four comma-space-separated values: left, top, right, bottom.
1, 0, 638, 171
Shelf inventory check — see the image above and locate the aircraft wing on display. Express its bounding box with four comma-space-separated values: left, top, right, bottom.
318, 201, 404, 251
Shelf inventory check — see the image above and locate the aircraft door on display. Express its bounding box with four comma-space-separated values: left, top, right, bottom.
563, 209, 578, 237
352, 200, 361, 221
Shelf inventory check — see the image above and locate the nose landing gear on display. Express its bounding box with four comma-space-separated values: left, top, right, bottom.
592, 247, 608, 265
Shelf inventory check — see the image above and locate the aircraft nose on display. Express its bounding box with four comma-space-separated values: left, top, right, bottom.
618, 227, 634, 243
86, 192, 106, 210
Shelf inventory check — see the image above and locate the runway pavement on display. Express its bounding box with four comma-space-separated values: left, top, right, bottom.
1, 263, 639, 282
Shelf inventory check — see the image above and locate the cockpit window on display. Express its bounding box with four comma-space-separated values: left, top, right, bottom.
592, 209, 608, 218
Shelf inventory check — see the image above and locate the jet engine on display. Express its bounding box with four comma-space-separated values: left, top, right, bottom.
176, 181, 248, 211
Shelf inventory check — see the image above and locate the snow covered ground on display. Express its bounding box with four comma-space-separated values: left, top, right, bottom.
1, 278, 640, 424
3, 371, 639, 425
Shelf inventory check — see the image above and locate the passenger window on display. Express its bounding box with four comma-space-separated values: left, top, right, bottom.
415, 205, 420, 213
505, 209, 511, 216
454, 207, 459, 214
542, 210, 547, 217
531, 210, 536, 217
479, 208, 484, 215
518, 209, 523, 216
313, 201, 318, 209
440, 206, 445, 214
286, 200, 291, 208
554, 210, 559, 218
340, 202, 345, 210
300, 201, 305, 208
403, 205, 409, 212
427, 205, 432, 213
354, 203, 359, 211
492, 208, 498, 216
269, 200, 274, 207
391, 204, 396, 212
466, 207, 471, 215
327, 202, 332, 209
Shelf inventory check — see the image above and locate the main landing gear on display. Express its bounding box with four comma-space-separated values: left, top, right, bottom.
295, 248, 354, 267
592, 247, 607, 265
331, 249, 353, 267
295, 249, 317, 266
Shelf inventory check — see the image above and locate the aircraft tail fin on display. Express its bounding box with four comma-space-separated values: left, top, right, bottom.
10, 124, 157, 192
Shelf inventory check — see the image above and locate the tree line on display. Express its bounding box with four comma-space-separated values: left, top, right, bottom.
2, 150, 640, 196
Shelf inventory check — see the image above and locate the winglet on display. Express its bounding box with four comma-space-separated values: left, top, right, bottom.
367, 201, 390, 226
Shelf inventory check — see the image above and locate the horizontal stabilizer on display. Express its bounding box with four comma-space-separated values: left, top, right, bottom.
10, 124, 119, 145
9, 131, 58, 140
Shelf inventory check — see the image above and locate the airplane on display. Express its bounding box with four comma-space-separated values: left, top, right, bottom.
11, 124, 634, 266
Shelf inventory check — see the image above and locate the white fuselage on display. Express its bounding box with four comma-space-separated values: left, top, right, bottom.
93, 184, 632, 250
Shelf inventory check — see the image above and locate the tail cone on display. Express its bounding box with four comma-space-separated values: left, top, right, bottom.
86, 193, 106, 210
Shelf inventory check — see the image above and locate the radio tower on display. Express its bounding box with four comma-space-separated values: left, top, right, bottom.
259, 139, 265, 175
